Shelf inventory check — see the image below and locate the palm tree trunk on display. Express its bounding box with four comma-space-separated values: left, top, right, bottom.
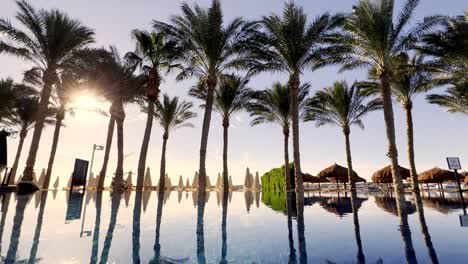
220, 189, 229, 264
158, 133, 168, 193
404, 103, 420, 192
97, 114, 115, 190
198, 77, 217, 195
43, 108, 65, 189
136, 100, 155, 191
113, 99, 125, 191
288, 75, 304, 205
8, 128, 27, 185
379, 72, 404, 199
286, 192, 296, 263
22, 73, 54, 184
150, 191, 165, 263
222, 120, 229, 192
283, 128, 292, 192
344, 128, 356, 190
398, 199, 417, 263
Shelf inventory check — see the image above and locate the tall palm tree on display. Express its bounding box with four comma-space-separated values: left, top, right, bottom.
360, 53, 434, 191
190, 75, 252, 192
305, 81, 381, 189
0, 79, 16, 121
154, 94, 196, 192
245, 2, 345, 203
153, 0, 257, 193
427, 81, 468, 115
90, 47, 144, 191
0, 0, 95, 191
1, 81, 55, 185
126, 30, 180, 191
340, 0, 420, 198
248, 82, 309, 191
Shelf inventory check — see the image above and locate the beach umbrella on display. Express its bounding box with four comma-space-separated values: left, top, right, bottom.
371, 165, 410, 184
303, 173, 328, 189
144, 167, 152, 189
206, 175, 212, 189
418, 167, 456, 185
317, 164, 363, 189
374, 195, 416, 216
229, 176, 234, 190
177, 175, 184, 191
320, 195, 368, 219
185, 178, 190, 189
244, 190, 254, 213
53, 177, 60, 190
216, 173, 222, 190
37, 168, 45, 188
164, 173, 172, 190
421, 195, 463, 214
142, 191, 152, 213
125, 171, 133, 189
178, 191, 183, 204
192, 171, 199, 189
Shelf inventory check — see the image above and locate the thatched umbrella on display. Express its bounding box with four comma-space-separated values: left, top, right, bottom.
320, 195, 368, 218
317, 164, 363, 190
303, 173, 328, 190
371, 165, 410, 186
422, 196, 464, 214
418, 167, 456, 189
374, 195, 416, 216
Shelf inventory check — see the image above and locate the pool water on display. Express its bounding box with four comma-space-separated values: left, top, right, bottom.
0, 190, 467, 263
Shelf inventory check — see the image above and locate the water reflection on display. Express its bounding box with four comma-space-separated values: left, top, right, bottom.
0, 190, 466, 262
5, 194, 29, 263
413, 192, 439, 264
100, 191, 122, 264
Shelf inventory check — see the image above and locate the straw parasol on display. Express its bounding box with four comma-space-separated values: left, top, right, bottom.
418, 167, 456, 186
374, 195, 416, 216
422, 196, 463, 214
303, 173, 329, 189
252, 172, 261, 191
320, 195, 368, 218
317, 164, 364, 189
371, 165, 410, 184
177, 175, 184, 191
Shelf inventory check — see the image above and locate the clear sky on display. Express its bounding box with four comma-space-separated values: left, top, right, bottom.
1, 0, 466, 187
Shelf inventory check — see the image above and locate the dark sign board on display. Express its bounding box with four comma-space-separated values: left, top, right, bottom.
0, 130, 8, 167
72, 159, 89, 187
65, 191, 84, 221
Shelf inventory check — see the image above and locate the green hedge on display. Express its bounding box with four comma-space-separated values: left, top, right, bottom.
261, 164, 295, 214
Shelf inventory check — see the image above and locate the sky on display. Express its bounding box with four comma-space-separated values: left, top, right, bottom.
1, 0, 466, 187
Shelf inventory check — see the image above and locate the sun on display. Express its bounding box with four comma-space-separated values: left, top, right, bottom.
70, 92, 107, 112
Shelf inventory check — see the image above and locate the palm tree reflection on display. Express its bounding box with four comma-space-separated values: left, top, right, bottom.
99, 191, 122, 264
132, 191, 143, 264
28, 191, 49, 263
5, 194, 30, 263
396, 196, 417, 264
149, 190, 165, 264
220, 191, 229, 264
90, 191, 103, 264
196, 191, 206, 263
296, 193, 307, 264
286, 192, 296, 263
413, 192, 439, 264
350, 190, 365, 264
0, 193, 12, 256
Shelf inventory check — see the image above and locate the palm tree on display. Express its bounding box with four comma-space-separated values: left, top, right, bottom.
245, 2, 345, 203
1, 83, 55, 185
154, 94, 196, 192
90, 47, 144, 191
190, 75, 252, 192
427, 81, 468, 115
359, 53, 434, 191
340, 0, 420, 198
153, 0, 257, 193
0, 79, 16, 121
415, 13, 467, 86
305, 81, 381, 189
125, 30, 180, 191
0, 0, 95, 191
248, 82, 309, 191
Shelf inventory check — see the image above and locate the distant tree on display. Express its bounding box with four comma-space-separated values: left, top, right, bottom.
305, 81, 381, 189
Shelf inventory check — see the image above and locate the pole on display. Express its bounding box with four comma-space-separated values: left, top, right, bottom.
88, 144, 96, 186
